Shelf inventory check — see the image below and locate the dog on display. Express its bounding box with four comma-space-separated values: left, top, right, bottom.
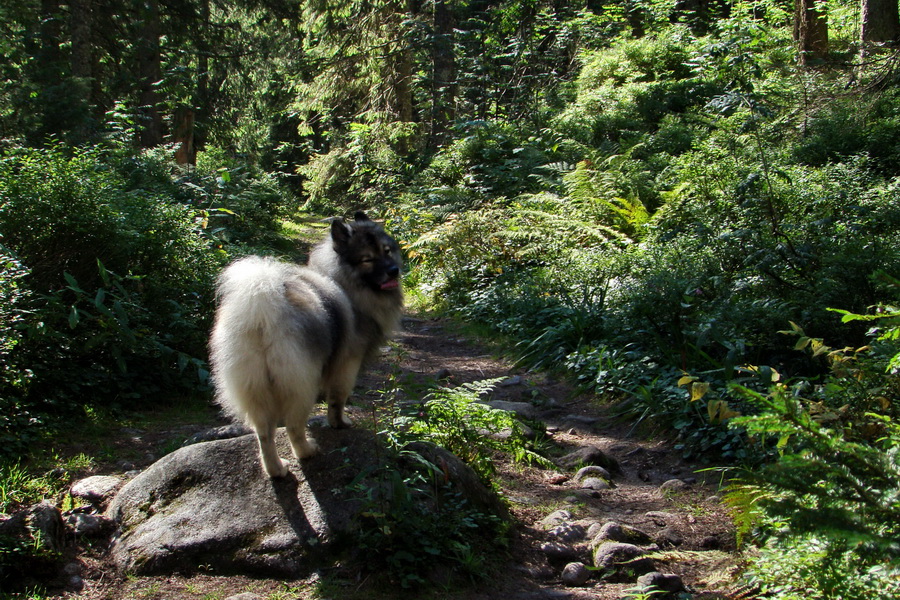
208, 212, 403, 477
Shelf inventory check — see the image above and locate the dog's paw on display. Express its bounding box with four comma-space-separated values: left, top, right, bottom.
264, 458, 290, 478
291, 438, 320, 460
327, 408, 353, 429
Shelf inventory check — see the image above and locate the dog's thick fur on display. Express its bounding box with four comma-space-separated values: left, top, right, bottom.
209, 212, 403, 477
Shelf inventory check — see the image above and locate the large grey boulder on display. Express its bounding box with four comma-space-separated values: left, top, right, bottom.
106, 427, 503, 577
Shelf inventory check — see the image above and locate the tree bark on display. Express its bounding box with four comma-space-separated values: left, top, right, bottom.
136, 0, 164, 147
794, 0, 829, 66
429, 0, 456, 150
173, 106, 195, 165
860, 0, 900, 56
194, 0, 210, 154
69, 0, 94, 140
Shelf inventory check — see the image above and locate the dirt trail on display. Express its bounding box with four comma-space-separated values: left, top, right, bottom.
73, 315, 739, 600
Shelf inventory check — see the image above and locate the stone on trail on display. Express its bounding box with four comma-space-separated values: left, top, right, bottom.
70, 475, 124, 507
561, 561, 591, 587
592, 542, 655, 582
573, 465, 611, 482
556, 445, 620, 473
106, 427, 504, 577
636, 571, 686, 596
590, 521, 652, 547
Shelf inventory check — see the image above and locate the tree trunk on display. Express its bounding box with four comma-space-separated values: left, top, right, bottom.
173, 106, 195, 165
194, 0, 210, 154
69, 0, 94, 140
794, 0, 829, 65
429, 0, 456, 150
860, 0, 900, 56
136, 0, 164, 148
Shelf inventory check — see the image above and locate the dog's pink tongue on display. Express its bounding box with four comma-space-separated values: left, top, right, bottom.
380, 279, 399, 290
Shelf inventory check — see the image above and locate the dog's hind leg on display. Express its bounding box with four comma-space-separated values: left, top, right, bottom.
253, 421, 289, 478
325, 356, 363, 429
286, 406, 319, 460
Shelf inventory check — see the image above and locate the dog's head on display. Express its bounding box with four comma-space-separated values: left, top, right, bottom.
330, 211, 402, 292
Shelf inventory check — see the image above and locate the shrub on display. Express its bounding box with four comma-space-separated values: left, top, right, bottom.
726, 305, 900, 599
0, 144, 226, 451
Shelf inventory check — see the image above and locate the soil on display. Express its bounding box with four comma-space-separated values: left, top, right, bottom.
51, 316, 744, 600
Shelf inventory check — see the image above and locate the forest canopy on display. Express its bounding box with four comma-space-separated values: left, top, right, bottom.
2, 0, 900, 597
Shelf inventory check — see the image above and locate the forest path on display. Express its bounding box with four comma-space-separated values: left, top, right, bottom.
74, 315, 740, 600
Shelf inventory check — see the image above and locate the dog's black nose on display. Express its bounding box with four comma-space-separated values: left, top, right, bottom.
386, 264, 400, 279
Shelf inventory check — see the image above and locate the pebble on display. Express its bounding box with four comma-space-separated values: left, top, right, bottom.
561, 562, 591, 587
540, 509, 574, 529
580, 477, 611, 491
636, 571, 686, 594
573, 465, 611, 482
539, 541, 580, 561
645, 511, 676, 524
70, 476, 124, 505
66, 513, 113, 537
547, 522, 587, 543
658, 478, 690, 495
654, 526, 684, 547
593, 542, 655, 581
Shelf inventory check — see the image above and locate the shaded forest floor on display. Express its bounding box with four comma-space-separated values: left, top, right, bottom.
62, 315, 744, 600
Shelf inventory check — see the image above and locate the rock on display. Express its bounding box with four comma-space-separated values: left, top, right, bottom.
70, 475, 124, 506
489, 423, 536, 441
586, 522, 603, 540
183, 423, 252, 446
645, 511, 677, 525
574, 465, 611, 482
539, 541, 580, 562
591, 522, 652, 547
0, 501, 66, 553
225, 594, 265, 600
499, 375, 524, 387
547, 522, 586, 543
106, 428, 505, 577
485, 400, 538, 420
561, 562, 591, 587
556, 446, 620, 473
66, 575, 84, 591
636, 571, 686, 596
580, 477, 611, 491
592, 542, 655, 582
654, 526, 683, 547
0, 502, 65, 585
66, 512, 114, 537
658, 479, 690, 496
540, 509, 574, 529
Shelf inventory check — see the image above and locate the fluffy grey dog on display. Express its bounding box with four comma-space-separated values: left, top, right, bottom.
209, 212, 403, 477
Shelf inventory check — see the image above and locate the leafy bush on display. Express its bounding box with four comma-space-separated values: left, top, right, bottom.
0, 144, 231, 452
350, 452, 505, 588
298, 122, 419, 214
347, 378, 553, 588
726, 303, 900, 599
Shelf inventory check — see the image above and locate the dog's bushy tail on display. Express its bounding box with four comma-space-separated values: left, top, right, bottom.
214, 256, 292, 337
210, 256, 320, 425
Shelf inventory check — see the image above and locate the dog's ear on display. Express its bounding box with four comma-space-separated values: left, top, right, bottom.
331, 217, 353, 247
353, 211, 370, 222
